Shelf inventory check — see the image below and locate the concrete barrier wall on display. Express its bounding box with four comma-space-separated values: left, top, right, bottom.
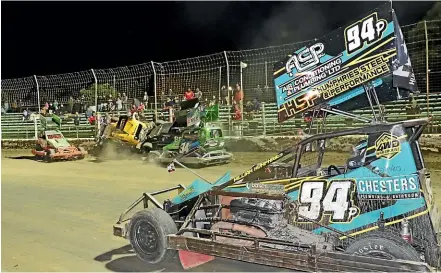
2, 134, 441, 153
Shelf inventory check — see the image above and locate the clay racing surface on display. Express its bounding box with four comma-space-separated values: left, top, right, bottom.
2, 149, 441, 272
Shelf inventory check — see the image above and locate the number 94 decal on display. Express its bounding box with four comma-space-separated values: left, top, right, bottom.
295, 179, 360, 223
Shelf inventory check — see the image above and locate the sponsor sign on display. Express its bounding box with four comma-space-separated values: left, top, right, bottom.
375, 132, 401, 159
273, 3, 417, 123
357, 173, 420, 200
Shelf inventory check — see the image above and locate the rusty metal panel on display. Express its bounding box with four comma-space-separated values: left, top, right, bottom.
168, 235, 432, 272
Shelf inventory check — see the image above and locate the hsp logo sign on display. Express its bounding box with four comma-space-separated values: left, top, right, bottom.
375, 133, 401, 159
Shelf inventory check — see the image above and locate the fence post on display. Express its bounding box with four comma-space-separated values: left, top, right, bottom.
33, 75, 41, 112
262, 102, 266, 136
151, 61, 157, 123
265, 61, 268, 88
34, 115, 38, 140
223, 51, 231, 135
218, 66, 222, 100
169, 107, 173, 123
424, 20, 430, 116
91, 68, 99, 136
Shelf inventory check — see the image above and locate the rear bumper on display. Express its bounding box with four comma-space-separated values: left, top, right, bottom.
167, 235, 433, 272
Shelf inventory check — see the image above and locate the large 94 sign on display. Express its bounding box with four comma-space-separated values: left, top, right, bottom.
296, 180, 359, 223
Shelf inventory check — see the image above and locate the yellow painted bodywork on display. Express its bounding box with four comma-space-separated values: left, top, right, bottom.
108, 118, 147, 146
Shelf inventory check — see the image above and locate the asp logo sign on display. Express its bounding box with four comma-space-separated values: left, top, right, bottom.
285, 43, 325, 76
375, 133, 401, 159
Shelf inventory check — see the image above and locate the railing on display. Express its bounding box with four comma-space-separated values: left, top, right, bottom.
2, 93, 441, 140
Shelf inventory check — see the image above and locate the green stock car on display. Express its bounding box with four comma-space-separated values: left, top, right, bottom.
155, 124, 233, 167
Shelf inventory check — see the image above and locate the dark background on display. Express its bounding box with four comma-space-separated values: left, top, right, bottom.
1, 1, 438, 79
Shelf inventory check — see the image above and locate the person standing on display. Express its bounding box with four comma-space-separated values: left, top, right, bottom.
234, 83, 244, 119
184, 88, 195, 101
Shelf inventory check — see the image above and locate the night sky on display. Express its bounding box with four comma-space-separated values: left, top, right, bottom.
1, 1, 436, 79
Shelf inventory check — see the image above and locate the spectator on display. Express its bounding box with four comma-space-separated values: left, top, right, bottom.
4, 101, 9, 113
130, 104, 137, 115
22, 109, 29, 122
116, 97, 123, 112
164, 97, 175, 109
73, 112, 80, 127
234, 83, 243, 103
18, 99, 23, 112
68, 96, 74, 113
138, 102, 145, 112
11, 100, 18, 112
231, 101, 241, 121
220, 85, 228, 105
255, 85, 263, 100
195, 88, 202, 100
143, 92, 149, 108
53, 100, 59, 111
252, 98, 261, 112
122, 93, 128, 110
88, 112, 97, 125
168, 88, 173, 97
184, 88, 195, 101
1, 106, 5, 114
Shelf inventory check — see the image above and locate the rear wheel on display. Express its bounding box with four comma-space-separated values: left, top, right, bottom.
128, 208, 178, 265
345, 231, 421, 262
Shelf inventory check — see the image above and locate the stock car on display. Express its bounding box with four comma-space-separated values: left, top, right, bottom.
31, 130, 87, 162
112, 117, 440, 272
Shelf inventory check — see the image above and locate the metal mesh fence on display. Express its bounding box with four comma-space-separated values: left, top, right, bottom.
1, 20, 440, 115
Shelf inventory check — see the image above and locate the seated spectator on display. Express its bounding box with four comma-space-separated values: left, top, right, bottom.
184, 88, 195, 101
130, 104, 137, 115
22, 109, 29, 122
138, 102, 145, 112
164, 97, 175, 109
252, 98, 261, 112
88, 112, 97, 125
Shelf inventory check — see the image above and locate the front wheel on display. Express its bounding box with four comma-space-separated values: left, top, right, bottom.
345, 231, 421, 262
128, 208, 178, 265
44, 149, 55, 163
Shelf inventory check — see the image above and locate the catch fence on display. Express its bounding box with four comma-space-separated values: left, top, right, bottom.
1, 20, 440, 119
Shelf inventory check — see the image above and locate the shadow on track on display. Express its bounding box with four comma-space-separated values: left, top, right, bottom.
94, 245, 289, 272
7, 155, 37, 160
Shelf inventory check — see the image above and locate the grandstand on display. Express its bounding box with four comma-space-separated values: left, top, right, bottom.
2, 93, 440, 140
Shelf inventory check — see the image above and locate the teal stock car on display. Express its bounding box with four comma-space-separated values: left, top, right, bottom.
113, 118, 440, 272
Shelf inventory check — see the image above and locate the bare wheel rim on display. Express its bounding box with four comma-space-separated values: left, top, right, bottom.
133, 221, 159, 255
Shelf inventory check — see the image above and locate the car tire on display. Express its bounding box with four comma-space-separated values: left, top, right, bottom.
345, 231, 421, 262
128, 208, 178, 265
44, 149, 55, 163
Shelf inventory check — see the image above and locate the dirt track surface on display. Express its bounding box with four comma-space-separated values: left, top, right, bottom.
1, 151, 291, 272
2, 150, 441, 272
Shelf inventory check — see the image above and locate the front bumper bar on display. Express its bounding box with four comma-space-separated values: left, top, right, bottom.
167, 234, 432, 272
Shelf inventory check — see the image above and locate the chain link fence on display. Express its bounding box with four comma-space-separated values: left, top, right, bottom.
1, 20, 440, 116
